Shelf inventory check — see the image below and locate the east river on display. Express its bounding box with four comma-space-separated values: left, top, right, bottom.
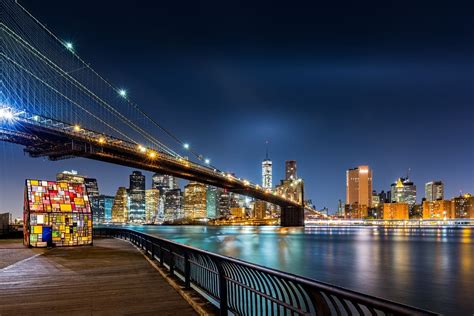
125, 225, 473, 315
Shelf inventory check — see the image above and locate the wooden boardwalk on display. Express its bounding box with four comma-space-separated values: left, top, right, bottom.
0, 238, 197, 316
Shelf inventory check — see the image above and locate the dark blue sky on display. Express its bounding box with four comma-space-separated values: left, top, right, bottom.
1, 0, 473, 217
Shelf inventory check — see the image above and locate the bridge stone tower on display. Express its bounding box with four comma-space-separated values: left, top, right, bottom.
281, 205, 305, 226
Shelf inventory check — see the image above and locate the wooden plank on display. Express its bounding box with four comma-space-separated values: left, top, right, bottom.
0, 238, 197, 315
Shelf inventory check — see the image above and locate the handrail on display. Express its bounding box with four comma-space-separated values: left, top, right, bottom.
94, 227, 438, 316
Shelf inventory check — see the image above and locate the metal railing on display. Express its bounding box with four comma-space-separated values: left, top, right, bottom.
94, 228, 438, 316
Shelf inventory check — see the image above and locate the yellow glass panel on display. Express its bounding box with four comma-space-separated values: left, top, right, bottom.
60, 204, 72, 212
32, 226, 42, 234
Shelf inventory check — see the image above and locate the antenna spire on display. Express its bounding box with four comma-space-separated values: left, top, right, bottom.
265, 140, 269, 159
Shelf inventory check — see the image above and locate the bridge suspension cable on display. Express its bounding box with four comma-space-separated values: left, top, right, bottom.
9, 0, 214, 165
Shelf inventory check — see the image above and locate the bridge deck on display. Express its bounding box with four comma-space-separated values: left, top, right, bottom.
0, 238, 197, 316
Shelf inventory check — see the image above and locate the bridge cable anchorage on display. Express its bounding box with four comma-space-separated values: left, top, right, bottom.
12, 0, 213, 164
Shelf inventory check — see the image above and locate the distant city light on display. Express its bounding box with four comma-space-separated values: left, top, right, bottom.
118, 89, 127, 98
64, 42, 74, 50
183, 143, 190, 150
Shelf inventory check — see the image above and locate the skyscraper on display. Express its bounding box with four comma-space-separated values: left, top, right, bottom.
145, 189, 160, 223
346, 165, 373, 207
206, 186, 218, 218
152, 173, 179, 221
111, 187, 128, 223
184, 182, 207, 219
152, 173, 178, 192
164, 189, 182, 222
96, 195, 114, 223
285, 160, 297, 180
425, 181, 444, 201
391, 177, 416, 208
262, 142, 272, 189
129, 171, 146, 222
217, 188, 231, 217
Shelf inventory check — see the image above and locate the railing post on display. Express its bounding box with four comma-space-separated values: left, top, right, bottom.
184, 251, 191, 289
169, 246, 175, 275
216, 260, 228, 316
159, 244, 164, 266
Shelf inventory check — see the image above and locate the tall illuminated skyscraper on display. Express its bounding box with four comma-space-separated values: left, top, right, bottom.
111, 187, 128, 223
425, 181, 444, 201
391, 177, 416, 208
145, 189, 160, 223
262, 143, 272, 189
346, 165, 373, 207
184, 182, 207, 219
129, 171, 146, 222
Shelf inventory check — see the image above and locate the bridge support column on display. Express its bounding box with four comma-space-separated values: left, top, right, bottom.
280, 205, 304, 227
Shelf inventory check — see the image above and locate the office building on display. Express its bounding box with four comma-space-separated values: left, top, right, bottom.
152, 173, 178, 192
452, 193, 474, 218
129, 171, 146, 222
425, 181, 444, 201
262, 145, 272, 189
422, 200, 455, 219
56, 170, 85, 184
145, 189, 160, 223
254, 200, 267, 219
206, 186, 218, 218
164, 189, 182, 222
346, 165, 373, 207
383, 203, 409, 220
218, 189, 231, 217
111, 187, 128, 223
96, 195, 114, 223
184, 182, 207, 219
391, 177, 416, 208
285, 160, 297, 180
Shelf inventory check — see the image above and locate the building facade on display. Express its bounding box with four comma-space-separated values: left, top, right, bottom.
254, 200, 267, 219
422, 200, 455, 219
96, 195, 114, 223
425, 181, 444, 201
452, 193, 474, 218
383, 203, 409, 220
145, 189, 160, 223
184, 182, 207, 219
391, 178, 416, 209
206, 186, 218, 219
129, 171, 146, 222
164, 189, 182, 222
346, 165, 373, 207
111, 187, 128, 223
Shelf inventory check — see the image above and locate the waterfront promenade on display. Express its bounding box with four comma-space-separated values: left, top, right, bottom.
0, 238, 197, 315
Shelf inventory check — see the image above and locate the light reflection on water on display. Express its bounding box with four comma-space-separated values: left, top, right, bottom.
126, 225, 473, 315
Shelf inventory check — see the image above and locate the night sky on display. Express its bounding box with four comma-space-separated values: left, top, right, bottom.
1, 0, 473, 217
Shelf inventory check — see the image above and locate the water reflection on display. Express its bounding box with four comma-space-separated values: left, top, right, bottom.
128, 225, 473, 315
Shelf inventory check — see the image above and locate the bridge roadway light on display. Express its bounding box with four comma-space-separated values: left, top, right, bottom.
118, 89, 127, 98
183, 143, 190, 150
98, 137, 106, 144
137, 145, 146, 153
73, 125, 81, 132
148, 151, 156, 158
65, 42, 74, 51
204, 158, 210, 164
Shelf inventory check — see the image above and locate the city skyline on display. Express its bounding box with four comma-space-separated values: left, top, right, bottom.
1, 0, 473, 217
